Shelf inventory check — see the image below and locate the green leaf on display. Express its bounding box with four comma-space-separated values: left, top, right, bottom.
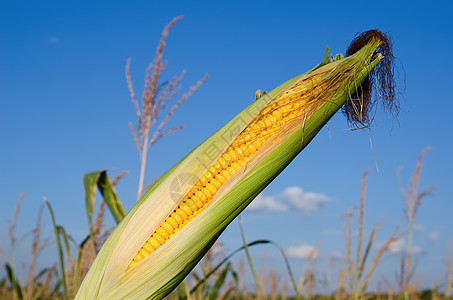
34, 268, 51, 282
190, 240, 270, 295
84, 170, 126, 228
49, 279, 63, 299
72, 236, 90, 297
45, 200, 69, 300
83, 171, 101, 218
58, 226, 72, 266
97, 171, 126, 224
208, 262, 230, 300
6, 263, 23, 299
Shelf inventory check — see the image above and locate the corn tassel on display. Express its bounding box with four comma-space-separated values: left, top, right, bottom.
76, 36, 387, 300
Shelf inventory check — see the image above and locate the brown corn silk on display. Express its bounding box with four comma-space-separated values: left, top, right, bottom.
343, 29, 398, 127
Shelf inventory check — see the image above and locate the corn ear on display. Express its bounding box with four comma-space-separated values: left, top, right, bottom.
76, 37, 384, 300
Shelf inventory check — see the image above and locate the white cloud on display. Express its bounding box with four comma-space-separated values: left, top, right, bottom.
287, 244, 319, 259
387, 239, 405, 254
382, 239, 424, 255
282, 186, 331, 213
329, 250, 344, 261
247, 194, 288, 212
429, 231, 439, 241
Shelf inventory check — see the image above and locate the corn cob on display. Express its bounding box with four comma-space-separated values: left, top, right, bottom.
128, 74, 327, 267
76, 34, 390, 300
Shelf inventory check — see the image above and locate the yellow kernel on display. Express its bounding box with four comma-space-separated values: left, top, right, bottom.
235, 148, 243, 158
272, 110, 282, 119
251, 123, 261, 131
213, 161, 222, 173
221, 170, 230, 179
153, 233, 166, 245
217, 174, 226, 184
156, 227, 169, 240
171, 213, 183, 225
204, 170, 213, 181
268, 115, 277, 124
206, 183, 217, 195
140, 249, 150, 258
162, 222, 174, 235
209, 166, 217, 175
129, 261, 137, 268
193, 196, 203, 208
196, 191, 207, 203
144, 242, 155, 253
257, 136, 265, 147
191, 186, 201, 194
248, 143, 257, 155
278, 99, 288, 106
180, 203, 192, 216
218, 157, 228, 169
287, 112, 296, 121
199, 176, 208, 186
241, 144, 249, 157
148, 236, 161, 249
202, 187, 212, 199
133, 252, 144, 262
227, 167, 236, 176
222, 153, 232, 165
186, 199, 197, 212
283, 104, 292, 112
231, 163, 241, 170
175, 209, 188, 220
211, 179, 221, 189
228, 150, 238, 162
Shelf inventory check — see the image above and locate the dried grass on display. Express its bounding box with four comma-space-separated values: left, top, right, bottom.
341, 170, 405, 299
299, 246, 319, 297
445, 242, 452, 298
398, 147, 435, 294
126, 16, 208, 200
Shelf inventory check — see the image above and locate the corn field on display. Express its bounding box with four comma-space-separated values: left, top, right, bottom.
1, 15, 452, 300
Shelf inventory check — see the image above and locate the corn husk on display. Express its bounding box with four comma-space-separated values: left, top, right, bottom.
76, 38, 383, 300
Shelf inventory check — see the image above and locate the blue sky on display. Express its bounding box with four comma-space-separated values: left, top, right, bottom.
1, 0, 452, 294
